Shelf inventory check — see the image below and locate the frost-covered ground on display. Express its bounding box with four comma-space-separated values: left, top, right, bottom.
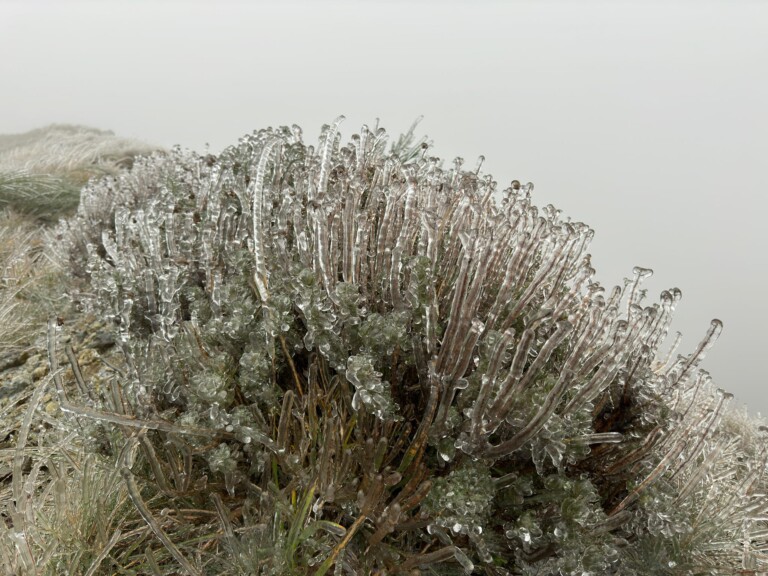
0, 124, 153, 173
0, 124, 157, 221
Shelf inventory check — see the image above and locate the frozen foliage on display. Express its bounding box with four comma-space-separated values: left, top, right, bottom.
3, 120, 768, 575
0, 125, 157, 354
0, 124, 157, 221
0, 210, 64, 351
0, 124, 155, 175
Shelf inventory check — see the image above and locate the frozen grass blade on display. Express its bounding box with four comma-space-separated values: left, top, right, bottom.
121, 464, 202, 576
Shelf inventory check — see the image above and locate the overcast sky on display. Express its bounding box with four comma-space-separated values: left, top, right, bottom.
2, 0, 767, 415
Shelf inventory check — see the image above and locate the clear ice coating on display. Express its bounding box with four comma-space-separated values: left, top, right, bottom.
345, 354, 400, 420
53, 120, 755, 575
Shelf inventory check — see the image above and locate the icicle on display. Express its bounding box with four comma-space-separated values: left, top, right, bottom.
674, 440, 728, 504
671, 388, 733, 478
670, 319, 723, 387
251, 138, 280, 305
487, 328, 535, 427
471, 327, 516, 443
372, 184, 399, 291
562, 350, 623, 415
657, 330, 683, 374
436, 242, 473, 374
562, 302, 604, 374
483, 362, 576, 458
390, 182, 419, 306
502, 231, 574, 328
316, 115, 345, 201
604, 426, 664, 475
512, 320, 573, 394
609, 439, 687, 516
570, 432, 624, 445
314, 213, 337, 301
341, 189, 358, 283
645, 289, 679, 352
625, 266, 653, 317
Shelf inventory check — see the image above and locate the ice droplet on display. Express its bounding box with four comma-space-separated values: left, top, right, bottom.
453, 547, 474, 573
438, 436, 456, 462
224, 471, 235, 497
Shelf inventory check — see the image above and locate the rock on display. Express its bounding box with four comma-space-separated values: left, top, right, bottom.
86, 330, 116, 352
0, 349, 30, 371
0, 372, 33, 400
31, 365, 48, 381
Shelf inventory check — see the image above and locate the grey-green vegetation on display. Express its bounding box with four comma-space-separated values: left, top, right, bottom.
0, 120, 766, 575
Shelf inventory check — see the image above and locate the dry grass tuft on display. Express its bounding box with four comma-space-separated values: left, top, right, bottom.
0, 210, 64, 352
0, 124, 158, 222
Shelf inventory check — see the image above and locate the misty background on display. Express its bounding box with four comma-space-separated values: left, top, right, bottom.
1, 1, 766, 414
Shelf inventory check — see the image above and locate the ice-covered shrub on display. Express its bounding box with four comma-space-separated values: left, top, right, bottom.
21, 119, 766, 574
